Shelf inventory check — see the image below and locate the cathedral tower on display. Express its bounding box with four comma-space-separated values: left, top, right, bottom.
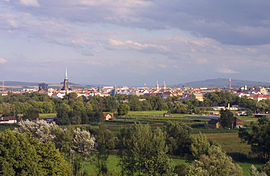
62, 68, 69, 91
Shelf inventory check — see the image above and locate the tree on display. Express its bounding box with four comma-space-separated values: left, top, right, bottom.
71, 128, 95, 176
163, 121, 192, 156
249, 165, 267, 176
71, 128, 95, 158
16, 120, 59, 142
56, 103, 71, 125
219, 109, 234, 128
23, 107, 40, 120
95, 123, 115, 175
239, 117, 270, 160
118, 103, 129, 116
0, 130, 72, 176
118, 123, 174, 176
187, 145, 242, 176
263, 160, 270, 175
191, 132, 211, 159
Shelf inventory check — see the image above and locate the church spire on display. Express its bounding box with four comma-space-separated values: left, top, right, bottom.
65, 67, 68, 80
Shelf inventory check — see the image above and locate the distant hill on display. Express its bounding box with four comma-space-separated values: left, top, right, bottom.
2, 81, 38, 87
1, 81, 94, 90
175, 78, 270, 88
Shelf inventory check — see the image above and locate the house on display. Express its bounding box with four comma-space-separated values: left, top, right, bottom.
0, 116, 20, 124
104, 113, 114, 120
163, 113, 171, 117
208, 119, 220, 129
194, 93, 204, 101
234, 117, 243, 128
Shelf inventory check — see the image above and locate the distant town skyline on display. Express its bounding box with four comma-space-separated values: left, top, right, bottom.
1, 1, 270, 85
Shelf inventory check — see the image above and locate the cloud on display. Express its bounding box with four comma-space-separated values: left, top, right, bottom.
4, 0, 270, 45
217, 68, 239, 74
108, 39, 169, 54
0, 58, 7, 64
19, 0, 40, 7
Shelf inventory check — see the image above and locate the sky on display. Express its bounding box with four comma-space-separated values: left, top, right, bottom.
1, 0, 270, 86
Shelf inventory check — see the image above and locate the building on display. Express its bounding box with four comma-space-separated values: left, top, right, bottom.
62, 68, 70, 91
0, 116, 20, 124
234, 117, 243, 128
104, 113, 114, 120
38, 83, 48, 91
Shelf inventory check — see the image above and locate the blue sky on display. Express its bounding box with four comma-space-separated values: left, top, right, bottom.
1, 0, 270, 86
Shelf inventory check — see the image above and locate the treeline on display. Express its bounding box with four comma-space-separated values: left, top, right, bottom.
1, 91, 270, 120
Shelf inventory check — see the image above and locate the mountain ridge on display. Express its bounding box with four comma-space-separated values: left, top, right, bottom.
175, 78, 270, 88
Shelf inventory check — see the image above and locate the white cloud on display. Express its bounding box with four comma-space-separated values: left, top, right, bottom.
217, 67, 239, 74
108, 39, 169, 53
19, 0, 39, 7
0, 58, 7, 64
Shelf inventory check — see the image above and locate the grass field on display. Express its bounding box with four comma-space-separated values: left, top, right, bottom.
82, 154, 263, 176
203, 133, 250, 155
39, 113, 57, 118
82, 155, 188, 175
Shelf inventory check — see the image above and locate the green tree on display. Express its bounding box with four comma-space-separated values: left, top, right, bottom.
23, 107, 40, 120
249, 165, 267, 176
118, 103, 129, 116
56, 103, 71, 125
191, 132, 211, 159
239, 117, 270, 160
163, 121, 192, 156
118, 123, 174, 176
219, 109, 234, 128
263, 160, 270, 175
187, 145, 242, 176
96, 123, 115, 175
0, 130, 72, 176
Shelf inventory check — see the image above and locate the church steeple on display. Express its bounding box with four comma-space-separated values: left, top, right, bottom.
62, 68, 70, 91
65, 67, 68, 80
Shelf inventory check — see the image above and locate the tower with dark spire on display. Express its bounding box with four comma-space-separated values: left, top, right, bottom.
62, 68, 70, 91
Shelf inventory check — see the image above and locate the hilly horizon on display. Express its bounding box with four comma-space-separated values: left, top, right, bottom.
1, 78, 270, 89
176, 78, 270, 88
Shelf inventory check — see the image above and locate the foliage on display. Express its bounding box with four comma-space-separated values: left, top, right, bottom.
219, 109, 234, 128
263, 160, 270, 175
174, 163, 187, 176
23, 107, 40, 120
239, 117, 270, 160
117, 103, 129, 116
187, 145, 242, 176
71, 128, 96, 158
0, 130, 72, 176
16, 119, 59, 142
118, 123, 174, 176
249, 165, 267, 176
163, 121, 192, 156
95, 123, 115, 175
191, 132, 211, 159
